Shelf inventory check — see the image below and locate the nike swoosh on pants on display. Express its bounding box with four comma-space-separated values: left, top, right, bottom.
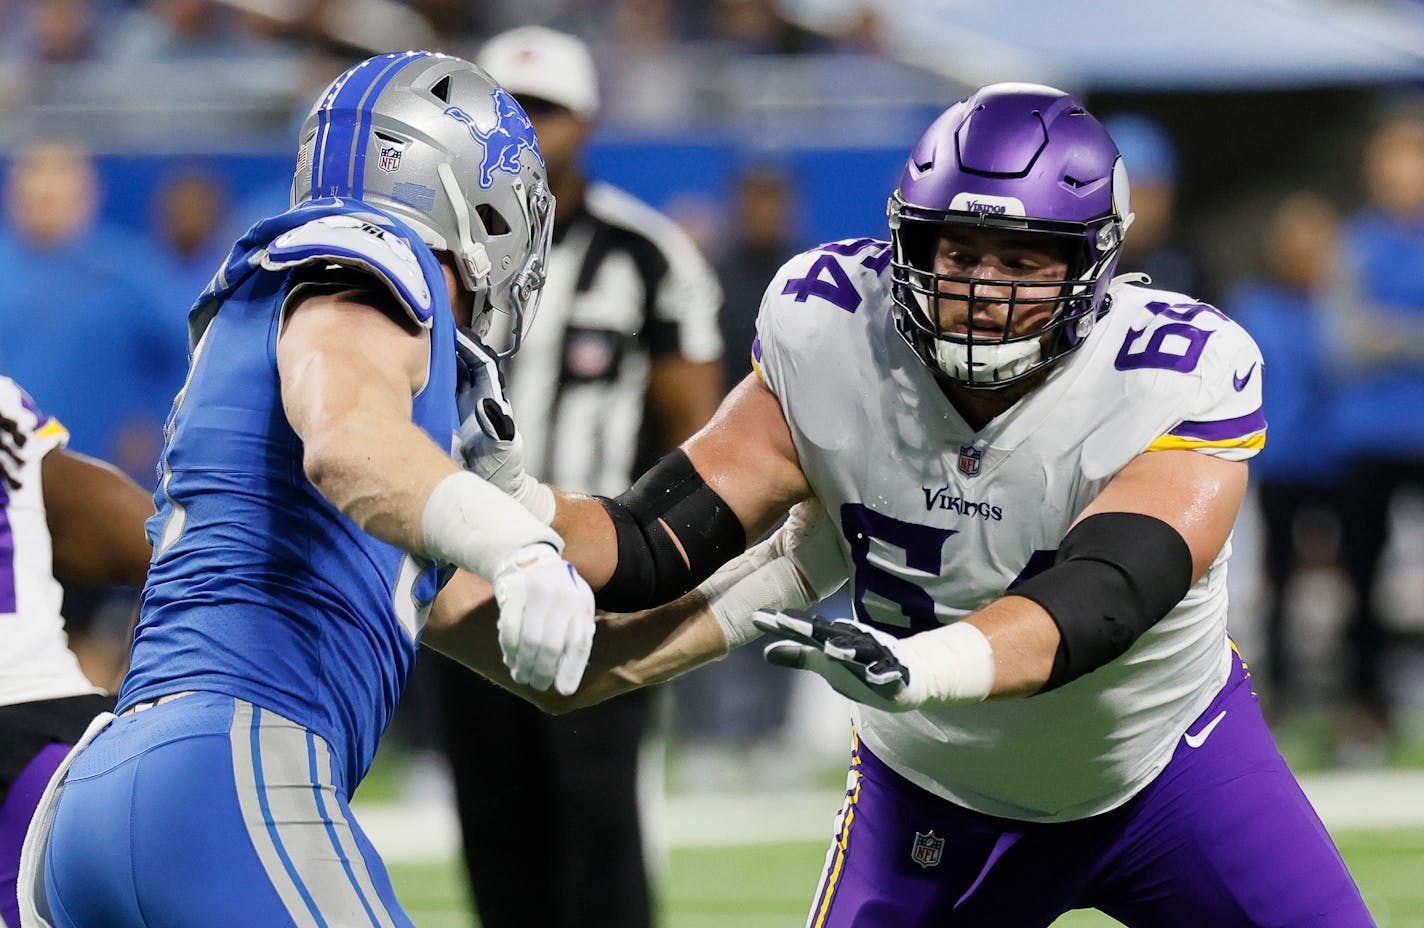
1184, 709, 1228, 748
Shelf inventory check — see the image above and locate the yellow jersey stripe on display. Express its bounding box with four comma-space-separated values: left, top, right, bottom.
1147, 431, 1265, 453
34, 421, 68, 442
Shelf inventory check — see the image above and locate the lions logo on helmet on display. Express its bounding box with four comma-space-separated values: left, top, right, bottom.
445, 89, 545, 190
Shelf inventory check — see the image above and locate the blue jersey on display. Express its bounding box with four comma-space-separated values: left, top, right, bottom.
1332, 209, 1424, 455
121, 198, 457, 789
1228, 281, 1344, 485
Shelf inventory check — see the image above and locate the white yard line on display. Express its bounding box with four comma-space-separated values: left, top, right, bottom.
354, 771, 1424, 864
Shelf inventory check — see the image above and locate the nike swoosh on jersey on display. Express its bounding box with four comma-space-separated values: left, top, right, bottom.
1232, 364, 1257, 391
1184, 709, 1228, 748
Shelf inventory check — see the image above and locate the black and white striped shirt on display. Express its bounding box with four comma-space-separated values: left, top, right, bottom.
497, 181, 723, 494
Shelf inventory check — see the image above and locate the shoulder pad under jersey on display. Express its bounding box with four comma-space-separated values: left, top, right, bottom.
261, 213, 435, 327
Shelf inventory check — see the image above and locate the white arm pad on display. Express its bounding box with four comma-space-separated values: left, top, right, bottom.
698, 498, 849, 649
420, 471, 563, 578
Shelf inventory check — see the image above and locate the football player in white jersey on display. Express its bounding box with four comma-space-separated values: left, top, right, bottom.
437, 82, 1375, 926
0, 378, 152, 928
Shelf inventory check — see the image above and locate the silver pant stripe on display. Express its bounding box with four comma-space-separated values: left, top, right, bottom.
229, 700, 396, 928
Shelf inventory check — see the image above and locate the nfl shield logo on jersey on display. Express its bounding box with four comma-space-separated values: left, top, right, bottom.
911, 830, 945, 869
957, 443, 983, 478
378, 143, 404, 174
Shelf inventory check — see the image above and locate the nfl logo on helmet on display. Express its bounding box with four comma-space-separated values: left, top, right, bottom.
378, 143, 404, 174
911, 830, 945, 869
957, 444, 983, 478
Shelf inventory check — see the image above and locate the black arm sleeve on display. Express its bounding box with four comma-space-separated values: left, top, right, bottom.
1011, 511, 1194, 692
593, 450, 746, 612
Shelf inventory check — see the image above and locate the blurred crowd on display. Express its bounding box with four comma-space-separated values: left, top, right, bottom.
2, 0, 1424, 785
0, 0, 903, 145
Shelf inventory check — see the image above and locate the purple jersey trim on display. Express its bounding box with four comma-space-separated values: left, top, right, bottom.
0, 481, 14, 613
1168, 407, 1266, 442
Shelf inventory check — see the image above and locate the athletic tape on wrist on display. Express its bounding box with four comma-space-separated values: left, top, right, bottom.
421, 471, 563, 578
512, 476, 556, 525
900, 621, 995, 704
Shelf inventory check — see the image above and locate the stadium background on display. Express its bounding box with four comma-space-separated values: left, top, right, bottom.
3, 0, 1424, 923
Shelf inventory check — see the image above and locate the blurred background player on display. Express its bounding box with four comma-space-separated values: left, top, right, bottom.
0, 139, 187, 692
1227, 192, 1347, 722
672, 162, 807, 789
431, 26, 723, 928
1327, 111, 1424, 759
1101, 113, 1205, 299
0, 377, 152, 928
24, 52, 596, 928
0, 139, 186, 482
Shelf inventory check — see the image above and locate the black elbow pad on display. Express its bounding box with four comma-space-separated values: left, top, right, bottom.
1012, 512, 1194, 692
594, 450, 745, 612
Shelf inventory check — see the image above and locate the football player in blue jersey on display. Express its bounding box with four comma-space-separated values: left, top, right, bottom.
19, 52, 596, 928
444, 83, 1374, 926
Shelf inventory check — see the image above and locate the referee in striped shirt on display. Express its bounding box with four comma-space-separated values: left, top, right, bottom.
433, 27, 724, 928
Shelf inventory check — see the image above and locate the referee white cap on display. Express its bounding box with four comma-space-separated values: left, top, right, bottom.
477, 26, 600, 120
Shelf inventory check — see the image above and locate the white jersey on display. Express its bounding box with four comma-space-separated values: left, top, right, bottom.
753, 239, 1265, 823
0, 377, 100, 706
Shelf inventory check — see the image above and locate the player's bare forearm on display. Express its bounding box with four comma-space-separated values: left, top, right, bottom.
965, 597, 1061, 699
426, 569, 727, 713
43, 448, 154, 587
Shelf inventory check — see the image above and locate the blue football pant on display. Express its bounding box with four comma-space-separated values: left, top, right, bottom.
43, 693, 412, 928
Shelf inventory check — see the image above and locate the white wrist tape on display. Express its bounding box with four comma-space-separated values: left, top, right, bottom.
510, 474, 556, 525
899, 621, 995, 704
421, 471, 563, 579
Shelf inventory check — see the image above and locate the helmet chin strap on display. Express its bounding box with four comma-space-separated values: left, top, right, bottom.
436, 161, 493, 292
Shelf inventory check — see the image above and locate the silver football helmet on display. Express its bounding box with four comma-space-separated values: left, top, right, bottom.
291, 51, 554, 354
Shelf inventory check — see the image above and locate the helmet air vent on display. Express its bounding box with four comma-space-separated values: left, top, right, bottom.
429, 75, 452, 102
476, 204, 510, 236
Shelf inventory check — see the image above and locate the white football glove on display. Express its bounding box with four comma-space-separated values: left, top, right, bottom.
454, 329, 554, 523
753, 609, 994, 711
493, 542, 596, 695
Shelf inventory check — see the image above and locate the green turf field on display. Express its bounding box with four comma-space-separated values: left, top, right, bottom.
387, 827, 1424, 927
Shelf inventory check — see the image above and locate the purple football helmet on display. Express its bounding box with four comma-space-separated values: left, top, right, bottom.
888, 83, 1133, 389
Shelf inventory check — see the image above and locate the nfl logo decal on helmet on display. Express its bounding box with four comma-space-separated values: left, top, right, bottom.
378, 142, 404, 174
911, 830, 945, 869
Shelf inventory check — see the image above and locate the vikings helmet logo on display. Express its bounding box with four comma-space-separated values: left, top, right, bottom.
444, 89, 545, 190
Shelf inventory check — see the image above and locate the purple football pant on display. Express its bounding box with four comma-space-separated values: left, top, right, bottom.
807, 652, 1374, 927
1, 742, 72, 928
